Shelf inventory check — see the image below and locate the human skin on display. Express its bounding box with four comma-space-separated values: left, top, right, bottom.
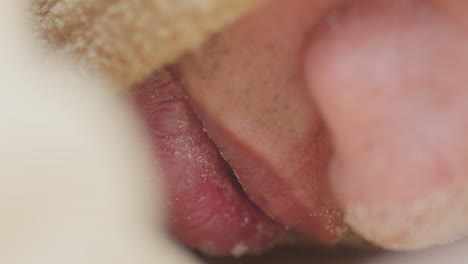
10, 0, 468, 262
31, 0, 468, 257
170, 0, 468, 253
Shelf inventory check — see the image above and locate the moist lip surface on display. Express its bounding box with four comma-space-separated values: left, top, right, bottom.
133, 69, 288, 256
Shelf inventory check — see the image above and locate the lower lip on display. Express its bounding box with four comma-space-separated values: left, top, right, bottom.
132, 69, 288, 256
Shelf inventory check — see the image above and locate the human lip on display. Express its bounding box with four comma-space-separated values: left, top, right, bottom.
130, 1, 354, 256
131, 65, 349, 256
132, 69, 290, 256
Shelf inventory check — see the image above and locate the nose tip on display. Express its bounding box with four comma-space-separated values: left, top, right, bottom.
304, 0, 468, 249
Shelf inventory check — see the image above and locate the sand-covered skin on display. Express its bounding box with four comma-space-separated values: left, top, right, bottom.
32, 0, 266, 87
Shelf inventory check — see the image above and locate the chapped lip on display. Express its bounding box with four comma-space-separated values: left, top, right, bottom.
131, 67, 291, 256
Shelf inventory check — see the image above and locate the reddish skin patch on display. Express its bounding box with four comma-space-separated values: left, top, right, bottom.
177, 0, 347, 243
132, 70, 287, 256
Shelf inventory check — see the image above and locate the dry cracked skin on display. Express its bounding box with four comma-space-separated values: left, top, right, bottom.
33, 0, 468, 257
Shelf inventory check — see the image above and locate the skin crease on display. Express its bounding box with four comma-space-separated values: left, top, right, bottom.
175, 0, 468, 252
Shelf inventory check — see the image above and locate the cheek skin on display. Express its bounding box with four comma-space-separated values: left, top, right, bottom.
177, 0, 351, 243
